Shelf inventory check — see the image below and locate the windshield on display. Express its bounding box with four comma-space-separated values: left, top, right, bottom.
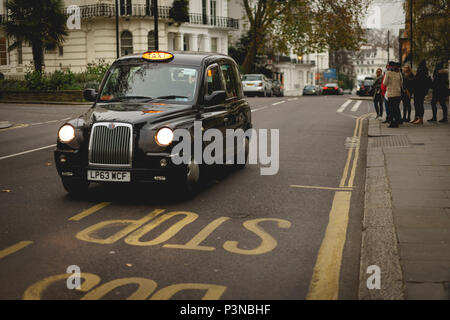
364, 80, 374, 85
98, 63, 199, 104
242, 75, 262, 81
304, 85, 315, 89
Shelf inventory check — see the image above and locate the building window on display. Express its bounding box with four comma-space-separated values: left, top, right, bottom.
58, 46, 64, 57
210, 0, 217, 25
0, 37, 7, 65
17, 42, 23, 65
211, 37, 217, 52
148, 31, 155, 50
120, 31, 133, 56
120, 0, 132, 16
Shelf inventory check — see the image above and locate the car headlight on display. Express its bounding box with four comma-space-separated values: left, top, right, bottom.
155, 127, 174, 146
58, 124, 75, 143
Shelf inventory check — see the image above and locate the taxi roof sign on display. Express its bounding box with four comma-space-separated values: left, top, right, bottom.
142, 51, 174, 62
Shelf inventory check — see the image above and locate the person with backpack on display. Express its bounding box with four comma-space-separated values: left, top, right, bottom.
412, 60, 432, 124
429, 62, 449, 123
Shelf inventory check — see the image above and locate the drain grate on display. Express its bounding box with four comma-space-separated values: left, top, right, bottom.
369, 135, 410, 148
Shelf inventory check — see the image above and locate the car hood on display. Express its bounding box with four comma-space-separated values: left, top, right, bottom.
81, 102, 196, 127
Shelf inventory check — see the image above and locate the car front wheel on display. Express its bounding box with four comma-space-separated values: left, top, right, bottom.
62, 178, 90, 195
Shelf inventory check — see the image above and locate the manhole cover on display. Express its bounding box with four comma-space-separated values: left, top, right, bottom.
369, 135, 409, 148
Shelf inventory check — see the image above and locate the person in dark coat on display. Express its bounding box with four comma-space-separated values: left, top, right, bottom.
373, 68, 384, 119
401, 65, 415, 122
412, 60, 432, 124
428, 62, 449, 123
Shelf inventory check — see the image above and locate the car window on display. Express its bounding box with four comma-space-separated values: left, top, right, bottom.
205, 65, 223, 96
242, 75, 262, 81
220, 63, 238, 98
99, 64, 199, 103
231, 63, 244, 98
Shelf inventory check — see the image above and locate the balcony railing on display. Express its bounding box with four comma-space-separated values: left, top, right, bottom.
64, 4, 238, 29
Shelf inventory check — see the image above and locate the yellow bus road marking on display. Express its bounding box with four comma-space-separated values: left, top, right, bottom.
307, 191, 352, 300
69, 202, 112, 221
0, 241, 33, 260
347, 114, 370, 187
339, 117, 361, 187
307, 113, 370, 300
24, 272, 227, 300
290, 185, 353, 191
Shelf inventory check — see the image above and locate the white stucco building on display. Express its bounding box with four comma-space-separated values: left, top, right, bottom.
352, 45, 395, 78
0, 0, 238, 76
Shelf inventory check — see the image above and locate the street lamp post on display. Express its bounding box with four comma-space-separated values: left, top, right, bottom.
115, 0, 119, 58
410, 0, 413, 68
153, 0, 159, 50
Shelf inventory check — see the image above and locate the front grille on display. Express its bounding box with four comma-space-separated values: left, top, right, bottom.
89, 123, 133, 167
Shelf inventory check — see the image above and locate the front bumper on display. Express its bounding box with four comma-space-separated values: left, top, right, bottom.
54, 149, 186, 184
243, 86, 265, 93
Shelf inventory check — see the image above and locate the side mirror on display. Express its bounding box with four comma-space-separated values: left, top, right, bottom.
204, 90, 227, 106
83, 88, 97, 102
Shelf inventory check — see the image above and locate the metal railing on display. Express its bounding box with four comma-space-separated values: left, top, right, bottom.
64, 4, 238, 29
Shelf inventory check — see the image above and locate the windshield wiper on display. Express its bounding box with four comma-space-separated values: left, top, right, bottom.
153, 95, 189, 101
105, 96, 153, 102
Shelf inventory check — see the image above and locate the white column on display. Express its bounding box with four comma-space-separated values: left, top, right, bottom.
190, 34, 199, 52
176, 33, 184, 51
221, 36, 228, 55
203, 35, 211, 52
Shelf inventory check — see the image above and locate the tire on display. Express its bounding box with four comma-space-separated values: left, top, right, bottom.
174, 158, 201, 200
62, 178, 90, 195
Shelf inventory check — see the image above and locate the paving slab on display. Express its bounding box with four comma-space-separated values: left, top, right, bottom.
361, 111, 450, 300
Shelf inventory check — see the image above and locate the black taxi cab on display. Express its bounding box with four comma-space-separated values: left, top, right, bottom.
54, 51, 252, 195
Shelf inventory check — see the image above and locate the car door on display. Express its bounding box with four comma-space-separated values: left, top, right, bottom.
219, 60, 251, 162
199, 63, 228, 163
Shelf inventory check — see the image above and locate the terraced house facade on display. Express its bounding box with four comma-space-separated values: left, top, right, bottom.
0, 0, 239, 77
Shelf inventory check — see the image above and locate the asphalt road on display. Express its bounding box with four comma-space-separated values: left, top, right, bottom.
0, 95, 371, 300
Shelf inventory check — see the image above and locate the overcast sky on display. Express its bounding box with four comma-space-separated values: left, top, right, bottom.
364, 0, 405, 32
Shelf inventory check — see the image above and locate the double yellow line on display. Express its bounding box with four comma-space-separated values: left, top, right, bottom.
307, 113, 371, 300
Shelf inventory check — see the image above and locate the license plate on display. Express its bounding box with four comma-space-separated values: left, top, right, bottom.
246, 83, 254, 86
87, 170, 131, 182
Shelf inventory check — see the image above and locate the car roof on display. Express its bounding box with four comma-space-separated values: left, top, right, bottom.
115, 51, 231, 66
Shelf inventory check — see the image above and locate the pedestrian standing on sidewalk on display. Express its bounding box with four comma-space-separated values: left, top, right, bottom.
381, 67, 390, 123
373, 68, 384, 119
383, 61, 403, 128
412, 60, 432, 124
401, 65, 415, 122
428, 62, 449, 123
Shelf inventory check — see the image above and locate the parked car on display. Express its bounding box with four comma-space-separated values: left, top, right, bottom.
270, 79, 284, 97
321, 83, 342, 95
242, 74, 272, 97
357, 77, 375, 96
303, 85, 321, 96
54, 51, 252, 196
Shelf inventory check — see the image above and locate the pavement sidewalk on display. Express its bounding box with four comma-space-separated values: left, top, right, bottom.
359, 108, 450, 300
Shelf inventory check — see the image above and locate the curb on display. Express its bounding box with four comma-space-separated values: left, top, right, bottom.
0, 100, 91, 106
358, 117, 405, 300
